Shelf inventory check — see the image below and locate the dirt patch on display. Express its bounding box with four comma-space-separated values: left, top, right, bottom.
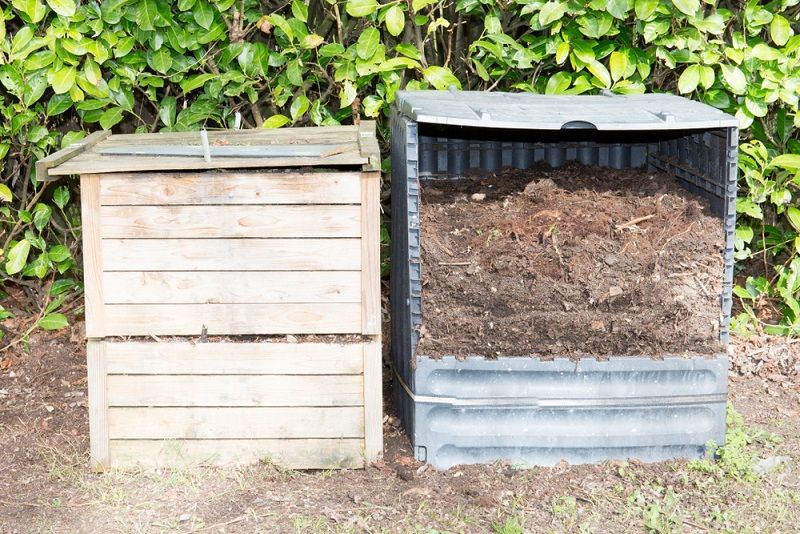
418, 163, 724, 358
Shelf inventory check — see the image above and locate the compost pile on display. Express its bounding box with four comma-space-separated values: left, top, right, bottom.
418, 163, 723, 358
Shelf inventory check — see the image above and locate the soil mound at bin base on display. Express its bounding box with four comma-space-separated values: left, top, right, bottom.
418, 163, 723, 359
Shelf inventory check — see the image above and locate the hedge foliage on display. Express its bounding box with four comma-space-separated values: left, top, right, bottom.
0, 0, 798, 337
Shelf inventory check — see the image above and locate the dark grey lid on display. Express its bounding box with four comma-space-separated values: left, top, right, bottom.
394, 90, 738, 131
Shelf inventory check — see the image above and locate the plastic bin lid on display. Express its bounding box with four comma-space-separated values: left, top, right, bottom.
394, 90, 738, 131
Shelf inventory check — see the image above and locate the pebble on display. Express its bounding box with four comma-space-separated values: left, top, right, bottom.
471, 193, 486, 201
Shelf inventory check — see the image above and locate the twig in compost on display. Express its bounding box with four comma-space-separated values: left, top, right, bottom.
695, 276, 710, 297
615, 214, 655, 230
439, 261, 471, 266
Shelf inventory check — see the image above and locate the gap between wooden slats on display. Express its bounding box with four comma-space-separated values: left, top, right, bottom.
99, 205, 360, 239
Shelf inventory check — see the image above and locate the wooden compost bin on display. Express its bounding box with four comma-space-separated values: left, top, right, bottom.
39, 124, 382, 471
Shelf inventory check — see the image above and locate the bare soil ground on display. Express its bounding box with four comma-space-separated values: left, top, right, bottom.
1, 318, 799, 533
419, 164, 723, 358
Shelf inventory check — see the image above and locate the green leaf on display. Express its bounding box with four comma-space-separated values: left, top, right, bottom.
586, 60, 611, 88
357, 27, 380, 60
472, 59, 489, 81
38, 313, 68, 331
0, 184, 12, 202
787, 207, 800, 232
678, 65, 700, 94
180, 73, 216, 92
770, 15, 793, 47
61, 131, 85, 149
556, 42, 570, 64
412, 0, 434, 10
346, 0, 378, 17
634, 0, 657, 19
148, 48, 173, 74
385, 6, 405, 37
302, 34, 324, 48
53, 186, 69, 209
720, 64, 746, 95
606, 0, 629, 20
50, 279, 76, 296
545, 71, 571, 94
539, 2, 565, 25
736, 197, 763, 219
290, 95, 310, 121
671, 0, 698, 16
770, 155, 800, 170
263, 114, 291, 128
744, 97, 767, 118
5, 240, 31, 275
33, 203, 51, 231
193, 0, 214, 30
698, 65, 714, 89
47, 245, 70, 263
12, 0, 46, 22
46, 0, 75, 16
47, 66, 76, 95
340, 80, 358, 108
159, 96, 177, 128
704, 89, 730, 109
291, 0, 308, 22
99, 107, 124, 129
609, 51, 628, 82
422, 66, 460, 90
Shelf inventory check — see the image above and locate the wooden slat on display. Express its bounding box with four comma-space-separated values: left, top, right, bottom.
98, 172, 362, 205
49, 153, 367, 176
104, 342, 364, 375
107, 407, 364, 439
100, 205, 360, 238
357, 122, 381, 171
81, 175, 105, 337
108, 439, 364, 469
103, 126, 359, 145
87, 341, 109, 471
101, 303, 361, 335
36, 131, 110, 181
102, 239, 360, 271
107, 375, 363, 407
103, 271, 361, 304
362, 342, 383, 462
361, 172, 381, 335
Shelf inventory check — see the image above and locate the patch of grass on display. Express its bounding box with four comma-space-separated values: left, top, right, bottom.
492, 515, 524, 534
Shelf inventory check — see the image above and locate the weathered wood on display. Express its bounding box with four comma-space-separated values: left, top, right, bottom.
103, 125, 359, 145
104, 342, 364, 375
97, 143, 354, 158
49, 153, 367, 176
87, 341, 109, 471
107, 407, 364, 439
36, 131, 111, 181
362, 342, 383, 462
357, 121, 381, 171
101, 303, 361, 336
98, 172, 362, 205
99, 205, 360, 238
108, 439, 364, 469
80, 175, 104, 337
107, 375, 363, 407
103, 271, 361, 304
102, 238, 361, 271
361, 172, 382, 335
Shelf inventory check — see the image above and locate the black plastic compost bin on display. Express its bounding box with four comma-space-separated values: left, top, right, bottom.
390, 91, 738, 469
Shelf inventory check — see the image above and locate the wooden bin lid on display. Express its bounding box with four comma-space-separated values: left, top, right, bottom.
38, 122, 380, 181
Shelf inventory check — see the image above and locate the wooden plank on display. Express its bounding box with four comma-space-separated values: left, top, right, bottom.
103, 271, 361, 304
98, 172, 362, 205
80, 175, 104, 337
107, 375, 363, 407
102, 126, 359, 145
107, 407, 364, 439
36, 131, 110, 181
102, 239, 361, 271
101, 303, 361, 336
362, 342, 383, 463
87, 341, 109, 471
100, 205, 360, 238
357, 121, 381, 171
108, 439, 364, 469
49, 153, 367, 176
104, 342, 364, 375
360, 172, 381, 335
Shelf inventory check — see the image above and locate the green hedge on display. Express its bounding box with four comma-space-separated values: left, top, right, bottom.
0, 0, 798, 336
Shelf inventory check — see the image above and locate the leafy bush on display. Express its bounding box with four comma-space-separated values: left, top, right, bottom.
0, 0, 798, 337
